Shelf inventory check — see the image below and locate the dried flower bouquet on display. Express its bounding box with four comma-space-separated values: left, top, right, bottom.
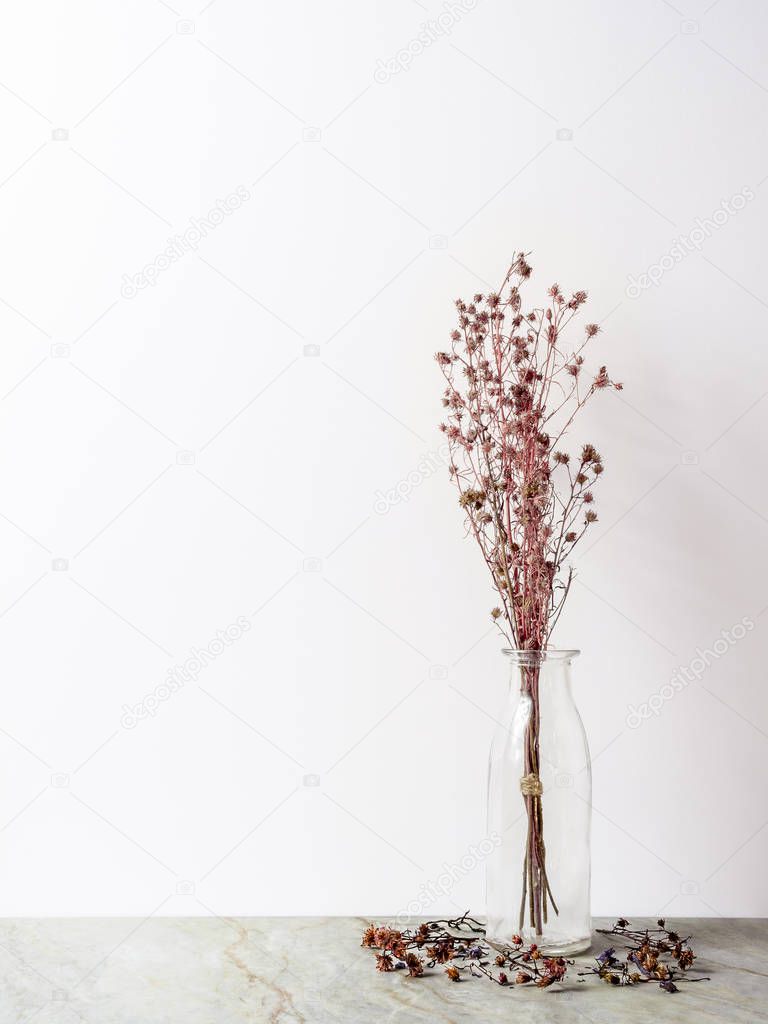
436, 252, 621, 935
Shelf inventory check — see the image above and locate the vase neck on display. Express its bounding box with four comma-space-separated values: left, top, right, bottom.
502, 649, 579, 668
505, 654, 577, 697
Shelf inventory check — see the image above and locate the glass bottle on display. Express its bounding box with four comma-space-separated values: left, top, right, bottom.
486, 649, 591, 955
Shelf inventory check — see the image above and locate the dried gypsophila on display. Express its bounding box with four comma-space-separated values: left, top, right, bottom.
436, 252, 622, 651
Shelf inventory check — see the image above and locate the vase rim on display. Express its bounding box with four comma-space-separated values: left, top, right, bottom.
501, 648, 580, 664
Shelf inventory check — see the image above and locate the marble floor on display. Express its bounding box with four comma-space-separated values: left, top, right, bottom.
0, 916, 764, 1022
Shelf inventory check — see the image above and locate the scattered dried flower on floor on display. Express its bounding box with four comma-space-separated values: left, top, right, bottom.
361, 912, 567, 990
362, 916, 709, 996
581, 918, 709, 993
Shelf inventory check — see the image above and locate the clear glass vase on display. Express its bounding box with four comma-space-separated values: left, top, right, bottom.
486, 649, 591, 955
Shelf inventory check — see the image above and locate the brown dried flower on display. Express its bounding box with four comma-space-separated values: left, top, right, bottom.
405, 953, 424, 977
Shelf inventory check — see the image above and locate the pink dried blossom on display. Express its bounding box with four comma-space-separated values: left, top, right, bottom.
436, 251, 621, 650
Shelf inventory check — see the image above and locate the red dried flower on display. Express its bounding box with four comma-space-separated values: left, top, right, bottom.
543, 957, 567, 981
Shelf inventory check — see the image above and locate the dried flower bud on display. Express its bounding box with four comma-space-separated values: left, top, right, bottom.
581, 444, 599, 463
459, 489, 486, 510
445, 966, 461, 982
405, 953, 424, 977
585, 323, 600, 337
594, 366, 610, 388
543, 957, 567, 981
515, 971, 531, 984
565, 531, 577, 543
390, 939, 407, 959
678, 949, 695, 969
585, 510, 598, 523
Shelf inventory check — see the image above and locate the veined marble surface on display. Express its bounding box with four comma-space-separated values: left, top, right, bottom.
0, 916, 764, 1022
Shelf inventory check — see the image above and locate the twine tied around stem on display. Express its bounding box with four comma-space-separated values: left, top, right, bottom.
519, 773, 543, 797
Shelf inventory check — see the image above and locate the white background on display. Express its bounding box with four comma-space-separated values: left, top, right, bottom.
1, 0, 767, 920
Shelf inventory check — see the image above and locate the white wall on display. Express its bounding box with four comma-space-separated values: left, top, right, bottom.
0, 0, 766, 919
